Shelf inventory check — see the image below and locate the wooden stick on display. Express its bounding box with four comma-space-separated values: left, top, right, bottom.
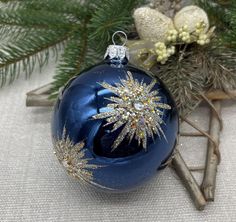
26, 83, 55, 107
180, 132, 207, 137
171, 149, 207, 211
201, 100, 222, 201
26, 94, 55, 107
201, 93, 223, 130
189, 166, 205, 172
206, 90, 236, 100
180, 116, 219, 156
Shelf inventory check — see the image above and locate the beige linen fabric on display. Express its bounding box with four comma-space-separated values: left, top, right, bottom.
0, 63, 236, 222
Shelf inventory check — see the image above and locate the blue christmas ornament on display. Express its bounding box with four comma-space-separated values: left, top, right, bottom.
52, 31, 179, 192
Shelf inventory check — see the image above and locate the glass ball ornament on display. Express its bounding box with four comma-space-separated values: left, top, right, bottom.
51, 31, 179, 192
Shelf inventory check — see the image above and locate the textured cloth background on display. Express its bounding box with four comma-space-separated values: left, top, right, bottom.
0, 62, 236, 222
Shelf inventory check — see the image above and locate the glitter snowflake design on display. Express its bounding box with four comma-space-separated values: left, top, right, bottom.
92, 71, 171, 150
53, 128, 99, 183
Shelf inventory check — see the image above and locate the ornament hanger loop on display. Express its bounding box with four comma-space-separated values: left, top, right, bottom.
112, 31, 127, 46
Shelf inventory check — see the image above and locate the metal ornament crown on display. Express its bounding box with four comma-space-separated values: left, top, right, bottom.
104, 45, 129, 61
104, 31, 130, 61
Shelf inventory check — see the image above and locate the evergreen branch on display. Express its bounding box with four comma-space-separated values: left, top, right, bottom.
0, 30, 70, 86
0, 0, 144, 92
202, 45, 236, 91
195, 0, 236, 47
195, 0, 229, 27
0, 25, 27, 40
0, 8, 76, 30
1, 0, 98, 20
12, 0, 83, 15
223, 1, 236, 47
153, 47, 205, 116
89, 0, 144, 51
51, 31, 101, 97
154, 40, 236, 115
51, 0, 144, 96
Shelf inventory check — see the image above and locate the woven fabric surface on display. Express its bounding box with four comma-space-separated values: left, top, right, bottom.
0, 62, 236, 222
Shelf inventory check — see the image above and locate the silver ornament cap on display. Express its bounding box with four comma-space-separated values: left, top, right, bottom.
104, 31, 129, 62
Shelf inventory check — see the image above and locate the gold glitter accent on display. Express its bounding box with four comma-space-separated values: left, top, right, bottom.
174, 6, 209, 33
53, 127, 99, 184
133, 7, 175, 42
93, 71, 171, 151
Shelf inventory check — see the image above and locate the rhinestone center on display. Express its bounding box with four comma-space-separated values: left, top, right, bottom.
133, 101, 145, 111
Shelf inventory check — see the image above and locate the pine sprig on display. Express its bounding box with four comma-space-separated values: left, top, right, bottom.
195, 0, 229, 27
0, 0, 144, 95
0, 30, 70, 86
13, 0, 83, 15
195, 0, 236, 47
203, 45, 236, 91
153, 47, 205, 116
0, 3, 62, 40
194, 1, 236, 89
0, 8, 75, 29
51, 32, 101, 98
223, 1, 236, 47
89, 0, 144, 50
52, 0, 144, 94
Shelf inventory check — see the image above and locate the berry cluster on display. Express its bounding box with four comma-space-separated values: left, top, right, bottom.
195, 22, 210, 45
155, 42, 175, 64
178, 25, 191, 43
197, 34, 210, 45
166, 29, 178, 42
153, 21, 212, 64
195, 21, 207, 34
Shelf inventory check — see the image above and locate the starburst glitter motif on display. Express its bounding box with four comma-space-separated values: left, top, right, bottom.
92, 71, 171, 150
53, 127, 99, 184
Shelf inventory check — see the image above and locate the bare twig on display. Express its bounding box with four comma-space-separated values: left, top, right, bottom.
201, 93, 223, 130
206, 90, 236, 100
201, 100, 222, 201
180, 132, 207, 137
189, 166, 205, 172
180, 116, 220, 160
171, 149, 207, 211
26, 83, 55, 107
